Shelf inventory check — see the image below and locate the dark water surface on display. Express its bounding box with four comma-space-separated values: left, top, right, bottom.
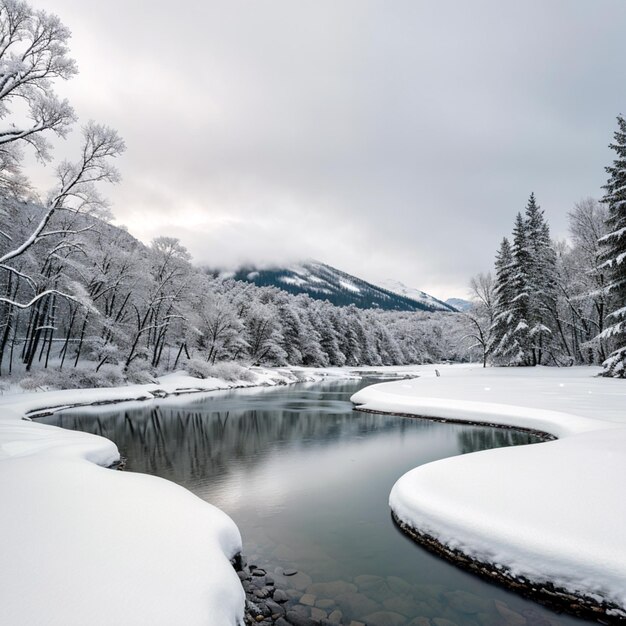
43, 379, 588, 625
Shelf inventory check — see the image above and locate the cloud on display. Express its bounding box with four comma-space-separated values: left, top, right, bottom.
37, 0, 626, 299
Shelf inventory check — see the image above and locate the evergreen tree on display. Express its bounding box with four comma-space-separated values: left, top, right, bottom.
490, 195, 558, 366
524, 193, 557, 365
491, 237, 516, 363
509, 211, 533, 364
598, 115, 626, 376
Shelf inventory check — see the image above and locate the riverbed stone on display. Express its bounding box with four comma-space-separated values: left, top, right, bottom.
354, 575, 394, 603
315, 599, 336, 610
306, 580, 357, 597
383, 595, 417, 616
273, 589, 289, 603
444, 591, 489, 615
335, 591, 380, 618
410, 601, 437, 618
386, 576, 413, 595
432, 619, 458, 626
285, 610, 316, 626
310, 607, 327, 621
300, 594, 316, 607
362, 610, 407, 626
328, 609, 343, 623
494, 601, 526, 625
265, 599, 285, 618
408, 618, 431, 626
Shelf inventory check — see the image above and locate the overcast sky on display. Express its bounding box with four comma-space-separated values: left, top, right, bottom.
36, 0, 626, 300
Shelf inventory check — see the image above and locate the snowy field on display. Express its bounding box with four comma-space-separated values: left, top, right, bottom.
352, 365, 626, 617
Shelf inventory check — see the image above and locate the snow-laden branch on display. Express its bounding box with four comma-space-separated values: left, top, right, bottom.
0, 122, 124, 267
0, 288, 83, 310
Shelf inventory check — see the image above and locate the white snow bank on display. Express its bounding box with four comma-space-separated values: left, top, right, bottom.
351, 365, 626, 612
0, 365, 359, 626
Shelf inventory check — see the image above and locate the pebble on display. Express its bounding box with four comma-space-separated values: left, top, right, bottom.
300, 594, 316, 607
335, 590, 380, 617
315, 599, 336, 610
272, 589, 289, 603
310, 607, 327, 621
285, 610, 316, 626
265, 599, 285, 618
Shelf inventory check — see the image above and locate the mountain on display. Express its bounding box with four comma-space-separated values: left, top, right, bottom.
445, 298, 472, 311
374, 278, 453, 312
217, 261, 457, 313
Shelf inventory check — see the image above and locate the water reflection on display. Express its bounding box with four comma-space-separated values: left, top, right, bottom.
457, 427, 538, 454
43, 380, 587, 625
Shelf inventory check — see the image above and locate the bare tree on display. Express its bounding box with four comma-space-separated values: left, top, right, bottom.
463, 272, 496, 367
0, 0, 124, 311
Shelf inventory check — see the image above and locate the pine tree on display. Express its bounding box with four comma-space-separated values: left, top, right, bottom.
490, 195, 559, 366
598, 115, 626, 376
524, 193, 557, 365
491, 237, 516, 363
509, 211, 533, 364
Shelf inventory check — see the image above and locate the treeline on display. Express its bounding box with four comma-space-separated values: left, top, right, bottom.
0, 200, 466, 380
465, 116, 626, 376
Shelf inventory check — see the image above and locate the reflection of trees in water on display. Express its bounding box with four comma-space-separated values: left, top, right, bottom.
457, 427, 539, 454
44, 396, 436, 489
43, 383, 538, 493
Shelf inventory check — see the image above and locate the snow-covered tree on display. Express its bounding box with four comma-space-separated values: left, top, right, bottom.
0, 0, 124, 319
490, 195, 559, 366
598, 115, 626, 376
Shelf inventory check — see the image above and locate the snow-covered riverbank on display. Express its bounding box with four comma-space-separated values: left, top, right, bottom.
0, 365, 369, 626
351, 365, 626, 620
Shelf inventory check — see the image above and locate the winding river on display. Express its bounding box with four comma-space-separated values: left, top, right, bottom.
42, 379, 588, 625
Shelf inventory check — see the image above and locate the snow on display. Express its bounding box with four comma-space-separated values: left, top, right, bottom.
375, 278, 452, 311
351, 365, 626, 613
0, 365, 357, 626
339, 278, 361, 293
279, 275, 308, 287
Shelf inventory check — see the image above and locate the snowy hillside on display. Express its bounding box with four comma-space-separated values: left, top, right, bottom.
445, 297, 471, 311
375, 278, 454, 312
218, 261, 456, 313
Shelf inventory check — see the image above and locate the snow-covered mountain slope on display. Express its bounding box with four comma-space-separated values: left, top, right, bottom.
219, 261, 457, 313
446, 297, 471, 311
375, 278, 454, 312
